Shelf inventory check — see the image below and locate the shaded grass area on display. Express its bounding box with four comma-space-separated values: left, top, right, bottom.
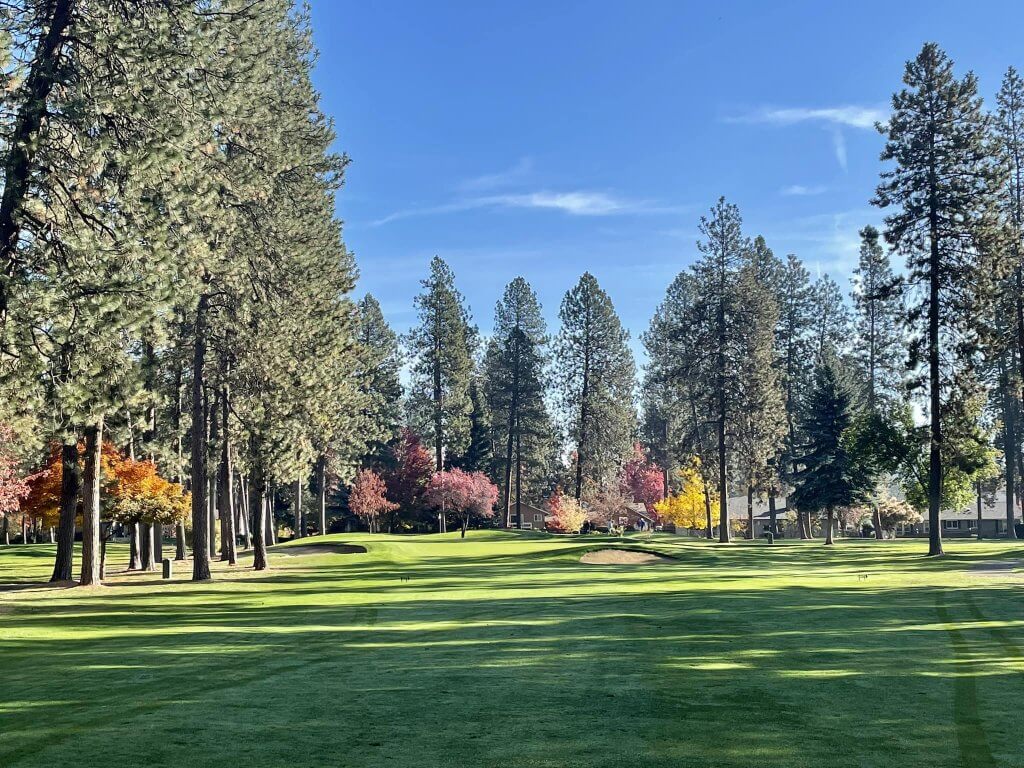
2, 532, 1024, 767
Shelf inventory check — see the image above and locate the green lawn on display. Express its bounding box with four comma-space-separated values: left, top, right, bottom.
2, 532, 1023, 767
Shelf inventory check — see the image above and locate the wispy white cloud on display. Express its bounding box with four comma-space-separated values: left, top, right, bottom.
728, 105, 887, 130
761, 208, 880, 276
369, 190, 681, 226
458, 157, 534, 191
831, 128, 848, 172
488, 191, 628, 216
780, 184, 828, 197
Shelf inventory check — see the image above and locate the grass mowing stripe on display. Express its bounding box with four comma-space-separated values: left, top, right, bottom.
934, 592, 996, 768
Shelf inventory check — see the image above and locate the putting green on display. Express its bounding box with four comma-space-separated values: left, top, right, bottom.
2, 532, 1023, 767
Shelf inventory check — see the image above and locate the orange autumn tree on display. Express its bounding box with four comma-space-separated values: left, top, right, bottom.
21, 443, 188, 529
104, 452, 190, 528
20, 442, 116, 528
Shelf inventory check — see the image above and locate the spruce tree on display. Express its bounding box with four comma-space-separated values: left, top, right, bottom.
790, 362, 872, 545
874, 43, 1006, 555
553, 273, 636, 500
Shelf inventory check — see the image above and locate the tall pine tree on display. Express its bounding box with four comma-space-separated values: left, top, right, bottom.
553, 273, 636, 501
874, 43, 1006, 555
406, 257, 477, 472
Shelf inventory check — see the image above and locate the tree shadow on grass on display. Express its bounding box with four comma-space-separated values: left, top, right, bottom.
3, 539, 1024, 767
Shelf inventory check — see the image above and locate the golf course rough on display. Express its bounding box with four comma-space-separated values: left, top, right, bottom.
2, 531, 1024, 768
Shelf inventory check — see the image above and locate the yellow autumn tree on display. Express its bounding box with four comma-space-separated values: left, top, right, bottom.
654, 457, 718, 531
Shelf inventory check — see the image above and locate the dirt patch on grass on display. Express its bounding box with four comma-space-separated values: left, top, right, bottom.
580, 549, 671, 565
273, 543, 367, 557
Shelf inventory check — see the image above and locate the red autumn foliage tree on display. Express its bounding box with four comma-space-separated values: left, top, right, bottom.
424, 468, 498, 537
0, 425, 32, 540
349, 469, 398, 533
382, 428, 434, 529
620, 443, 666, 513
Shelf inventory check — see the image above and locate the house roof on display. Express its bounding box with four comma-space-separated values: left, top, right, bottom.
724, 489, 1019, 522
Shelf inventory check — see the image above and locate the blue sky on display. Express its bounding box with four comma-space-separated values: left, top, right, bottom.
308, 0, 1024, 359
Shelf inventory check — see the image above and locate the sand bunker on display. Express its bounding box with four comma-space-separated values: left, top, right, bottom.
273, 543, 367, 557
580, 549, 671, 565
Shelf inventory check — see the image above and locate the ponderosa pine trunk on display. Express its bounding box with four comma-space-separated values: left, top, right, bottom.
316, 456, 327, 536
433, 317, 444, 471
208, 475, 217, 558
190, 292, 212, 580
294, 474, 303, 539
207, 388, 218, 558
266, 486, 276, 545
515, 423, 523, 529
926, 184, 944, 556
175, 521, 187, 561
1004, 374, 1018, 539
99, 523, 112, 579
703, 486, 713, 539
977, 481, 984, 540
219, 389, 237, 564
154, 523, 163, 562
873, 505, 884, 540
717, 408, 729, 543
173, 359, 188, 563
250, 468, 268, 570
128, 522, 141, 569
768, 494, 778, 536
502, 408, 516, 527
746, 485, 754, 540
502, 330, 521, 526
825, 508, 835, 545
140, 522, 155, 571
240, 473, 252, 549
79, 419, 103, 586
50, 441, 81, 582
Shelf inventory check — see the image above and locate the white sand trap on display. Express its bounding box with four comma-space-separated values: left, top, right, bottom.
580, 549, 671, 565
273, 543, 367, 557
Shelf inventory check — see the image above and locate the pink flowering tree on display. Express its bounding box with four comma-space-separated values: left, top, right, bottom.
424, 468, 498, 537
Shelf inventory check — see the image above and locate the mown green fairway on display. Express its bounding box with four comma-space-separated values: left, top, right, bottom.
2, 532, 1023, 767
